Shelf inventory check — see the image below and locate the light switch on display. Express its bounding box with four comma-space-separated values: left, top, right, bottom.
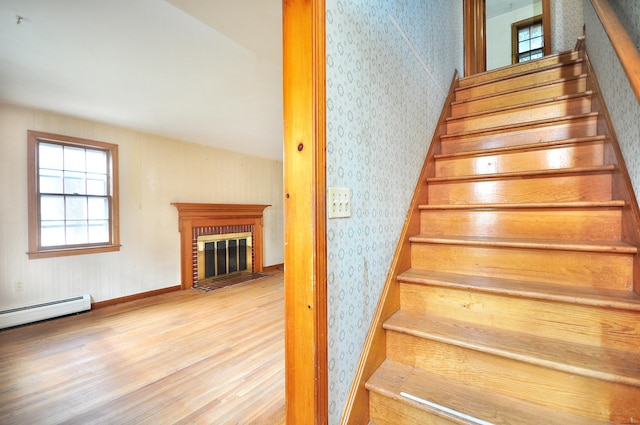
327, 187, 351, 219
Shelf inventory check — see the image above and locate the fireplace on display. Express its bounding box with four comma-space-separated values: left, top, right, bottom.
197, 232, 252, 283
172, 203, 270, 289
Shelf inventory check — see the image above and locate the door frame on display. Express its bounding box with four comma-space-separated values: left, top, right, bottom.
282, 0, 328, 423
464, 0, 551, 76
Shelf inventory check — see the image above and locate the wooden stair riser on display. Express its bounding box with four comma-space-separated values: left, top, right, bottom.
455, 62, 584, 101
399, 283, 640, 350
385, 332, 640, 420
441, 115, 598, 155
420, 207, 622, 241
428, 172, 612, 205
446, 96, 592, 134
369, 392, 458, 425
435, 141, 604, 177
458, 51, 582, 88
410, 243, 633, 290
452, 76, 588, 116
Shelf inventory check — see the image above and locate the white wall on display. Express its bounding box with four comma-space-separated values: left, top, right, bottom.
486, 1, 543, 70
325, 1, 464, 423
0, 102, 284, 309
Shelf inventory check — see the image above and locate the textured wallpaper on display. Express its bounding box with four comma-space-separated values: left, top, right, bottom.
325, 1, 463, 423
584, 1, 640, 198
550, 0, 584, 52
608, 0, 640, 51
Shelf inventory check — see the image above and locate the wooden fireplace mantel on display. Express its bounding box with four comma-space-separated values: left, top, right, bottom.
172, 203, 270, 289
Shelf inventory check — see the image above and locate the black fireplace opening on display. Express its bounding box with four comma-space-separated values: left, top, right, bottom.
198, 232, 252, 283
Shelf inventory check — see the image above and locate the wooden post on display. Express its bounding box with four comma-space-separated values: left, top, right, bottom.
282, 0, 328, 423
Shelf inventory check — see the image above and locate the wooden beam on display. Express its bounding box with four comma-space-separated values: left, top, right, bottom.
282, 0, 328, 423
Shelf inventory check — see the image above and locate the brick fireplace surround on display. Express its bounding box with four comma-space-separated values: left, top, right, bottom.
172, 203, 270, 289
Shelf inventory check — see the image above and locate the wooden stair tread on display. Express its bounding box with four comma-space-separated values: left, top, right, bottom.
446, 91, 593, 123
451, 73, 588, 107
457, 58, 585, 92
458, 51, 582, 87
408, 234, 637, 254
385, 310, 640, 387
426, 165, 614, 183
419, 200, 625, 210
434, 135, 606, 160
440, 112, 599, 140
397, 269, 640, 311
366, 359, 601, 425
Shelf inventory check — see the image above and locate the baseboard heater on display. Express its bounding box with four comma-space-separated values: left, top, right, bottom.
0, 294, 91, 330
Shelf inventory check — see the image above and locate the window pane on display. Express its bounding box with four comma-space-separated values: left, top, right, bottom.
518, 40, 530, 54
41, 195, 65, 221
39, 143, 63, 170
531, 51, 543, 60
66, 221, 88, 244
66, 197, 87, 220
518, 27, 530, 42
89, 220, 110, 243
519, 53, 531, 62
86, 173, 107, 195
531, 36, 543, 50
64, 146, 86, 172
41, 220, 65, 247
40, 169, 63, 193
531, 23, 542, 38
88, 197, 109, 220
86, 149, 107, 174
64, 171, 86, 195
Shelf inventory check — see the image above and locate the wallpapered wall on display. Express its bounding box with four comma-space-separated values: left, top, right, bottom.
0, 102, 284, 310
550, 0, 585, 53
583, 1, 640, 198
608, 0, 640, 50
325, 1, 463, 423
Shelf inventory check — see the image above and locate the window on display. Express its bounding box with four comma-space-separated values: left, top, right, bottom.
512, 15, 544, 64
27, 131, 119, 258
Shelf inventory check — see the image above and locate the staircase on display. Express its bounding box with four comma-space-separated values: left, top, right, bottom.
361, 50, 640, 424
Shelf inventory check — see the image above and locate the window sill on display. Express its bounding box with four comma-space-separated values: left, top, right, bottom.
27, 244, 121, 259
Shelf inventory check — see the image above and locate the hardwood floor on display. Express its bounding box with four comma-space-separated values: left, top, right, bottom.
0, 271, 285, 425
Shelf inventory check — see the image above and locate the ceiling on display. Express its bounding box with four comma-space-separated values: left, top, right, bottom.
486, 0, 542, 20
0, 0, 283, 160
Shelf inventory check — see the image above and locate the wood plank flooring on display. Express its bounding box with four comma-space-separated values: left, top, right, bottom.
0, 271, 285, 425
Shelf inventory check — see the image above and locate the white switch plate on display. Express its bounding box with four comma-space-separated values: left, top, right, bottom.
327, 187, 351, 219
